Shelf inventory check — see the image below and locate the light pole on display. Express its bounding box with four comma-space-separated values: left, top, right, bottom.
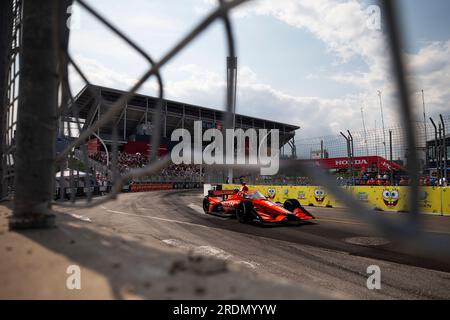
226, 56, 237, 183
361, 107, 369, 156
421, 90, 427, 139
375, 120, 380, 175
377, 90, 387, 159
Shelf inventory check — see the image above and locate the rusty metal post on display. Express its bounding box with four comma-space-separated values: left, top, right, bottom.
10, 0, 59, 228
0, 0, 14, 199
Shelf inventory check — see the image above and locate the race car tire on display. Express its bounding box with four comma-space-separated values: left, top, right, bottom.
203, 197, 210, 214
236, 200, 254, 223
283, 199, 302, 212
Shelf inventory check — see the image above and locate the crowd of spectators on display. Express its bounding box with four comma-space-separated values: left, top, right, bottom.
88, 151, 448, 187
89, 151, 203, 181
161, 163, 204, 180
117, 152, 148, 173
90, 151, 108, 165
234, 175, 313, 186
419, 176, 447, 186
239, 172, 446, 187
90, 151, 148, 173
334, 173, 408, 186
337, 173, 447, 186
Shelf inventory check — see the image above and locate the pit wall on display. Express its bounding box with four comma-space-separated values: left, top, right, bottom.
222, 184, 450, 216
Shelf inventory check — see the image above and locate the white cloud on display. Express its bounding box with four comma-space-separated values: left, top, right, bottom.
231, 1, 393, 110
69, 55, 159, 96
407, 40, 450, 116
162, 63, 363, 138
68, 55, 363, 138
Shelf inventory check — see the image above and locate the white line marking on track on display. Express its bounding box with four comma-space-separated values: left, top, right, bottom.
195, 245, 233, 260
161, 239, 181, 246
99, 206, 355, 270
103, 208, 212, 229
65, 213, 92, 222
161, 239, 257, 269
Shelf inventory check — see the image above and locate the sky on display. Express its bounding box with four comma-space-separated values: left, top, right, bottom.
68, 0, 450, 144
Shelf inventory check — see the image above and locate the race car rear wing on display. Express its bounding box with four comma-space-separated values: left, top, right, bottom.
203, 184, 238, 198
207, 189, 236, 196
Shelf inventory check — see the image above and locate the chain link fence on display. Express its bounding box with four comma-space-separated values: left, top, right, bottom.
1, 0, 450, 260
296, 117, 450, 163
0, 0, 21, 200
221, 117, 450, 187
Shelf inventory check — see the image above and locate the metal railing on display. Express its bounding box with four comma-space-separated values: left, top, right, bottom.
0, 0, 21, 201
296, 117, 450, 170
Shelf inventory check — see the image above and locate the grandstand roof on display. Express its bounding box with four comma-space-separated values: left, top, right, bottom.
70, 84, 299, 147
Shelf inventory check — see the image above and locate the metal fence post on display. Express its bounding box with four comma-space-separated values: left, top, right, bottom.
10, 0, 59, 228
440, 114, 447, 184
0, 0, 14, 199
340, 131, 354, 185
438, 123, 443, 183
347, 130, 355, 186
430, 118, 439, 183
389, 130, 393, 185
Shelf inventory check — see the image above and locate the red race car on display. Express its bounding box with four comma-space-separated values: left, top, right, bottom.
203, 188, 315, 225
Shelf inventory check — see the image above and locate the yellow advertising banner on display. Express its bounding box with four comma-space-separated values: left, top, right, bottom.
223, 184, 450, 215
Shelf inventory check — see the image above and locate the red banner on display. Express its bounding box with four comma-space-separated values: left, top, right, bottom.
301, 156, 404, 172
130, 183, 173, 192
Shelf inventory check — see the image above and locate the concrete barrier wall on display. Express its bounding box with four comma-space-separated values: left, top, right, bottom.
130, 183, 173, 192
223, 184, 450, 216
55, 182, 203, 199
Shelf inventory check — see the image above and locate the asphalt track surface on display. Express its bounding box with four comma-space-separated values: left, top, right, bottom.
90, 189, 450, 299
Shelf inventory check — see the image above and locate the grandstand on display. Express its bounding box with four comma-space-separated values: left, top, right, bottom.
67, 86, 450, 187
63, 85, 300, 185
70, 84, 299, 153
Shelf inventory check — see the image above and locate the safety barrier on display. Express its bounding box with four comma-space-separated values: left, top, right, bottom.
172, 182, 203, 190
125, 182, 203, 192
130, 183, 173, 192
55, 182, 203, 199
223, 184, 450, 216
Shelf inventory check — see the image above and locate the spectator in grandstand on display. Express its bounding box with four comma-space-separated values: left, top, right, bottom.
367, 177, 376, 186
160, 163, 203, 181
89, 151, 150, 174
399, 176, 408, 186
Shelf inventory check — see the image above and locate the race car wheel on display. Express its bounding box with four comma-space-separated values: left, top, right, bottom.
283, 199, 301, 212
203, 197, 210, 214
236, 200, 254, 223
